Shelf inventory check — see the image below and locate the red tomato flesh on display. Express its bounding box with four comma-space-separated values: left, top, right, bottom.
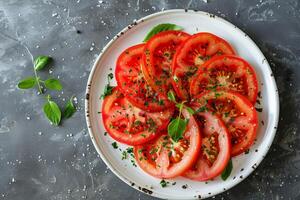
171, 32, 235, 100
191, 90, 258, 156
142, 30, 190, 96
116, 44, 173, 112
134, 109, 201, 178
102, 88, 174, 145
184, 111, 231, 181
190, 55, 258, 104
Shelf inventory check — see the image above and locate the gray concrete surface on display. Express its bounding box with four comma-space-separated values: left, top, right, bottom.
0, 0, 300, 199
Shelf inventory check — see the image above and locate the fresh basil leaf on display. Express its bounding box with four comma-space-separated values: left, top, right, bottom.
63, 97, 76, 118
143, 23, 183, 42
34, 55, 52, 71
185, 106, 195, 115
221, 159, 233, 181
101, 84, 115, 99
17, 77, 36, 89
167, 91, 176, 102
43, 99, 61, 126
167, 117, 188, 142
44, 78, 63, 91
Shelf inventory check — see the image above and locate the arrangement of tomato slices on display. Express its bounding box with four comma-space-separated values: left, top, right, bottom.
102, 27, 259, 182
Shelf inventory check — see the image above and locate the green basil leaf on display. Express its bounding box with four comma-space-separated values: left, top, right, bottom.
185, 106, 195, 115
63, 97, 76, 118
44, 78, 63, 91
221, 159, 233, 181
43, 100, 61, 126
34, 55, 52, 71
167, 91, 176, 102
17, 77, 36, 89
167, 117, 188, 142
143, 23, 183, 42
101, 84, 115, 99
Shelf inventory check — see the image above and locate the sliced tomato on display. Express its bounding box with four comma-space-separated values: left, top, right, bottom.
171, 32, 235, 100
102, 88, 173, 145
184, 111, 231, 181
142, 30, 190, 95
190, 55, 258, 104
134, 109, 201, 178
115, 44, 173, 112
191, 90, 258, 156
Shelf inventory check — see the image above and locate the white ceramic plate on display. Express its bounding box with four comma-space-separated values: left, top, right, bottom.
85, 9, 279, 199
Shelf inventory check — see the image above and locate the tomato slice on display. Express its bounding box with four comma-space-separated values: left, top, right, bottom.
102, 88, 174, 145
115, 44, 173, 112
142, 30, 190, 96
190, 55, 258, 104
171, 32, 235, 100
134, 109, 201, 178
184, 111, 231, 181
191, 90, 258, 156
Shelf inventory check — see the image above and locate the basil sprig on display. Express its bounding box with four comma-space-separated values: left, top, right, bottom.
143, 23, 183, 42
167, 91, 195, 142
17, 55, 76, 125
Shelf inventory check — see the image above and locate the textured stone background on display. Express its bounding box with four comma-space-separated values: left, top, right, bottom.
0, 0, 299, 199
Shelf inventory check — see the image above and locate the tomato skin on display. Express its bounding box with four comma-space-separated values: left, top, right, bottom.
134, 109, 201, 178
191, 90, 258, 156
184, 111, 231, 181
115, 44, 173, 112
171, 32, 235, 100
190, 55, 258, 104
102, 88, 174, 145
142, 30, 191, 96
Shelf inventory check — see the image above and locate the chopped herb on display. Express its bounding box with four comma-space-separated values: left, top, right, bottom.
215, 92, 222, 98
108, 73, 113, 79
146, 118, 157, 132
134, 120, 142, 126
104, 132, 108, 136
101, 84, 114, 99
101, 73, 115, 98
224, 112, 230, 117
126, 147, 133, 154
155, 80, 162, 85
196, 106, 208, 113
158, 100, 164, 105
131, 159, 137, 167
121, 151, 128, 160
160, 179, 169, 188
111, 142, 118, 149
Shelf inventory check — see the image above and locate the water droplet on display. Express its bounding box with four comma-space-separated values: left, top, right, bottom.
52, 13, 58, 17
38, 131, 43, 136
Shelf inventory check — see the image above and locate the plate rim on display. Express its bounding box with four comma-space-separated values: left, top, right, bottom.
85, 9, 280, 199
